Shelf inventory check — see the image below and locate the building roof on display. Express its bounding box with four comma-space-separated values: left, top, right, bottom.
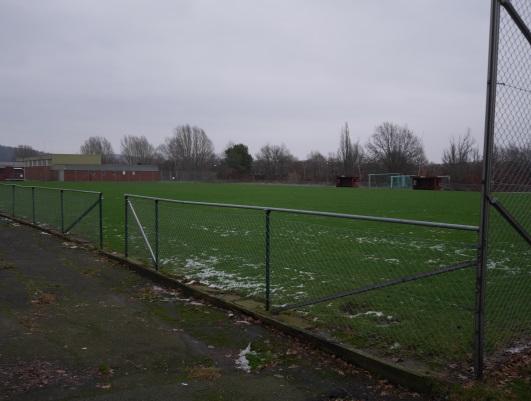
19, 154, 102, 165
0, 161, 24, 167
52, 154, 102, 165
51, 164, 159, 172
17, 155, 52, 161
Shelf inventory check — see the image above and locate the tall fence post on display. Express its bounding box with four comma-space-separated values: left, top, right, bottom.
124, 195, 129, 257
60, 189, 65, 233
475, 0, 501, 380
31, 187, 36, 224
98, 193, 103, 249
265, 209, 271, 311
154, 199, 159, 270
11, 185, 15, 216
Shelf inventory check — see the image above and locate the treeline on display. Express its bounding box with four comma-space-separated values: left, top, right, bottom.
0, 144, 46, 161
75, 122, 485, 186
7, 121, 528, 188
73, 122, 429, 182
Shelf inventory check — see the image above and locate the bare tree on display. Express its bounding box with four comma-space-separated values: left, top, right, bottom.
441, 130, 482, 186
304, 151, 328, 182
160, 125, 215, 174
493, 142, 531, 188
326, 152, 341, 177
80, 136, 115, 163
442, 130, 477, 165
120, 135, 156, 165
337, 122, 363, 176
254, 144, 296, 180
471, 148, 481, 164
14, 145, 43, 159
365, 122, 426, 173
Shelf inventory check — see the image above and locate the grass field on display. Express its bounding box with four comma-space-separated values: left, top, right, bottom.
2, 181, 529, 376
24, 180, 481, 235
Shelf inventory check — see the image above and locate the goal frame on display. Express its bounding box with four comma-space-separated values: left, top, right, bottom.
368, 173, 401, 189
390, 175, 413, 189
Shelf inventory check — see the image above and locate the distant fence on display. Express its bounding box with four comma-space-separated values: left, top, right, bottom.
0, 184, 103, 248
124, 193, 483, 377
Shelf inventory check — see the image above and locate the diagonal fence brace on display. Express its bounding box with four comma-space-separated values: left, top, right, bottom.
274, 259, 477, 313
488, 195, 531, 246
499, 0, 531, 46
127, 200, 157, 265
64, 198, 101, 234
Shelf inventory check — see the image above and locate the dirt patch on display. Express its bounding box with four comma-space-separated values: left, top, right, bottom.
187, 366, 222, 381
0, 360, 91, 400
484, 344, 531, 394
31, 292, 57, 305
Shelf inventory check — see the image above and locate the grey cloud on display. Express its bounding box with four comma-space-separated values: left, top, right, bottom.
0, 0, 490, 161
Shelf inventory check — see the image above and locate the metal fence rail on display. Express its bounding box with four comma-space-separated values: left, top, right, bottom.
124, 193, 480, 374
0, 184, 103, 248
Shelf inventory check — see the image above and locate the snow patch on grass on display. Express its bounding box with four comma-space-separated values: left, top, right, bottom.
182, 256, 264, 295
354, 311, 384, 318
384, 258, 400, 264
235, 343, 256, 373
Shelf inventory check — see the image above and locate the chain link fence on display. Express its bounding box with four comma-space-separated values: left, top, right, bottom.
0, 0, 526, 383
270, 213, 478, 368
125, 194, 479, 376
0, 184, 103, 247
478, 0, 531, 377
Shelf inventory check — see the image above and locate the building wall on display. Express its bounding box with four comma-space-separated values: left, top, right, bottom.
24, 166, 57, 181
63, 170, 160, 182
0, 167, 25, 181
412, 176, 441, 190
23, 166, 159, 181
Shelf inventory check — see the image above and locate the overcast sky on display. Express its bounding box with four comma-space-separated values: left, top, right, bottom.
0, 0, 490, 162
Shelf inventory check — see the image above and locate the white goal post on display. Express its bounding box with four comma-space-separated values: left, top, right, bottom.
368, 173, 401, 188
390, 175, 413, 189
437, 175, 451, 189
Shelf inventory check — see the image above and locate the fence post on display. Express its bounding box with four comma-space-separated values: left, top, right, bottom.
265, 209, 271, 311
98, 193, 103, 249
11, 185, 15, 216
32, 187, 36, 224
60, 190, 64, 233
475, 0, 501, 380
154, 199, 159, 270
124, 195, 129, 257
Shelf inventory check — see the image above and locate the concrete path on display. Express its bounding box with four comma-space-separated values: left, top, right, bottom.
0, 218, 427, 401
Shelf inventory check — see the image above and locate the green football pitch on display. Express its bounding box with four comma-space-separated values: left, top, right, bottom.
23, 180, 481, 230
10, 181, 529, 373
